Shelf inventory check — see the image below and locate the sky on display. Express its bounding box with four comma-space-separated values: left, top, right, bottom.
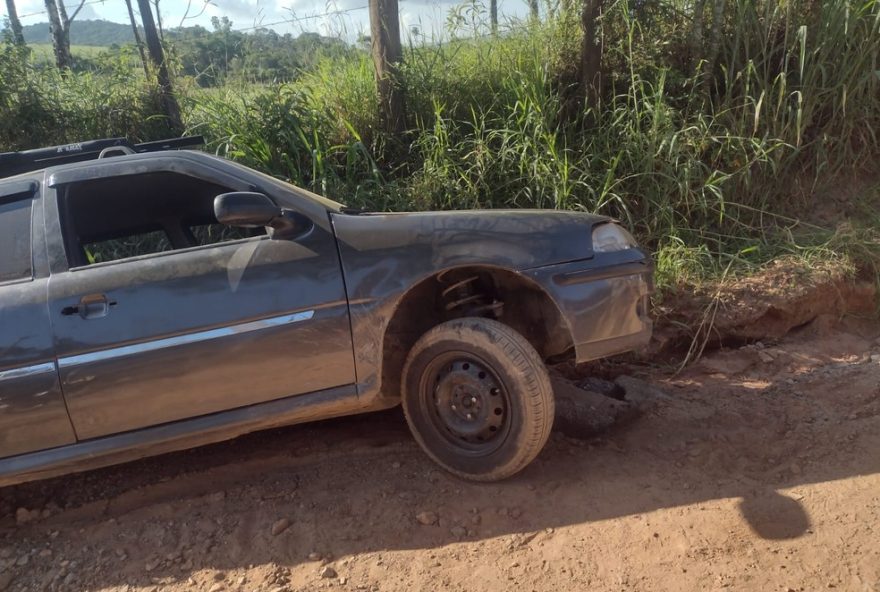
0, 0, 534, 42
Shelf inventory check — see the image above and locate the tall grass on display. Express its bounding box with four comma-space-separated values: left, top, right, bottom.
0, 45, 175, 149
2, 0, 879, 290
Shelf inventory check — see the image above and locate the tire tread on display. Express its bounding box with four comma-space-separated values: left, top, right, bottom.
401, 317, 554, 481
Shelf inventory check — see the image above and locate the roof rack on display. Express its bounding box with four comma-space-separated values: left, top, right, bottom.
0, 135, 205, 180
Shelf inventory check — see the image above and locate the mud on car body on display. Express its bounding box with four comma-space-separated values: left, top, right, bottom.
0, 137, 652, 486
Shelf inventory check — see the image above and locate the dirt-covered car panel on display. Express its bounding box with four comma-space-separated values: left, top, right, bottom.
524, 249, 653, 362
330, 210, 652, 401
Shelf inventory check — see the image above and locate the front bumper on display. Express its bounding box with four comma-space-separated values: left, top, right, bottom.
525, 250, 653, 363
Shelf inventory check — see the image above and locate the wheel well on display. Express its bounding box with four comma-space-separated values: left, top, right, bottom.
379, 266, 573, 399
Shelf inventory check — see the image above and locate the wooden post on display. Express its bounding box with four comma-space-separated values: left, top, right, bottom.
490, 0, 498, 35
369, 0, 406, 137
136, 0, 183, 133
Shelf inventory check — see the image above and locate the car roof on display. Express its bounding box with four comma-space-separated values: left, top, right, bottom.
0, 149, 230, 188
0, 149, 345, 214
42, 149, 219, 175
0, 136, 208, 179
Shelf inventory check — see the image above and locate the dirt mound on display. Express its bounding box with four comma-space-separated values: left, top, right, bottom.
551, 374, 668, 439
652, 258, 876, 357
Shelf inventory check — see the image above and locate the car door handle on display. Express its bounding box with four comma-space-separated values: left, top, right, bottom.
61, 294, 117, 319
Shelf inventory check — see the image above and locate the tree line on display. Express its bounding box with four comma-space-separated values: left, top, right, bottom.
2, 0, 732, 140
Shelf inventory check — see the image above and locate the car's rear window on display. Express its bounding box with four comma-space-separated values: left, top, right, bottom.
0, 195, 33, 284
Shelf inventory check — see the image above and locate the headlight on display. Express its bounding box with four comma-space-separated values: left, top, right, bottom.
592, 223, 637, 252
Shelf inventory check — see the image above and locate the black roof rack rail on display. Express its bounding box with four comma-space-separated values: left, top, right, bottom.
0, 135, 205, 180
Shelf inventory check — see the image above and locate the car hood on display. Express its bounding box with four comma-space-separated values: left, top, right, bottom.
331, 208, 609, 272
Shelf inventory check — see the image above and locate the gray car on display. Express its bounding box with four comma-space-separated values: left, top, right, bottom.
0, 137, 652, 486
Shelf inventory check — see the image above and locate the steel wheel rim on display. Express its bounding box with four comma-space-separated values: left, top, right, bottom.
420, 351, 511, 455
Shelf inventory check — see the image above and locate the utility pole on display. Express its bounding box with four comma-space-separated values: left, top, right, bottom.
4, 0, 25, 46
369, 0, 406, 137
124, 0, 150, 78
490, 0, 498, 35
136, 0, 183, 133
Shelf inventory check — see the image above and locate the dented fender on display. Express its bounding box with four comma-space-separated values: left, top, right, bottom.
330, 209, 651, 403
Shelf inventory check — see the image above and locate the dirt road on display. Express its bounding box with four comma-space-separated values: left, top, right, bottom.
2, 316, 879, 592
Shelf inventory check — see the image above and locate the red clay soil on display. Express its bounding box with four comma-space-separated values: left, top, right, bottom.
2, 297, 879, 591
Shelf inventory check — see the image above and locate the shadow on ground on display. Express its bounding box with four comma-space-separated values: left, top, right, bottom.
2, 325, 878, 590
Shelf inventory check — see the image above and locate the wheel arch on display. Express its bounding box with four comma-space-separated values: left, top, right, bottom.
378, 264, 574, 400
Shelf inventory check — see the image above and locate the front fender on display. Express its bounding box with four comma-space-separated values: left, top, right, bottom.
330, 209, 607, 402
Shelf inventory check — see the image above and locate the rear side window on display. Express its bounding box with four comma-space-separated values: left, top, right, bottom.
0, 196, 33, 283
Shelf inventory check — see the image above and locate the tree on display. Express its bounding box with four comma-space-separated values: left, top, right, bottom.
691, 0, 706, 62
528, 0, 539, 20
43, 0, 86, 70
152, 0, 164, 41
369, 0, 406, 137
579, 0, 604, 107
4, 0, 25, 46
136, 0, 182, 132
690, 0, 725, 92
704, 0, 725, 88
43, 0, 70, 69
123, 0, 150, 77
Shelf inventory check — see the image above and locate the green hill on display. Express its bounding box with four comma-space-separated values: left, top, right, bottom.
18, 19, 136, 46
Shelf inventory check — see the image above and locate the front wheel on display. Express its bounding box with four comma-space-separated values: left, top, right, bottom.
401, 317, 554, 481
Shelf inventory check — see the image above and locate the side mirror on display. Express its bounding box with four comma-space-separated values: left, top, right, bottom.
214, 192, 308, 240
214, 192, 281, 228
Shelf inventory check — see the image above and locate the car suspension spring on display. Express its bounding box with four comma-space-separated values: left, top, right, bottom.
436, 270, 504, 318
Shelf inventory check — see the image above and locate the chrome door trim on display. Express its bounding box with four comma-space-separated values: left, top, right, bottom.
58, 310, 315, 369
0, 362, 57, 382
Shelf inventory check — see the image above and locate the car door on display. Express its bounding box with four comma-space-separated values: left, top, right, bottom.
43, 159, 357, 440
0, 179, 77, 458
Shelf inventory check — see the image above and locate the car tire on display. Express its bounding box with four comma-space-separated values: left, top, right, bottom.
401, 317, 554, 481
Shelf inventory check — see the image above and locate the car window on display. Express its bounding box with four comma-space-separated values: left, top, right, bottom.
83, 229, 172, 264
190, 223, 255, 246
0, 196, 33, 283
59, 171, 266, 268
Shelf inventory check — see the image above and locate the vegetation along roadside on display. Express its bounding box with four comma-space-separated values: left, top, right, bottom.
2, 0, 879, 354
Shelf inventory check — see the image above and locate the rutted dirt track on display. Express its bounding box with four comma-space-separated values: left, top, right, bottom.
3, 316, 880, 592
